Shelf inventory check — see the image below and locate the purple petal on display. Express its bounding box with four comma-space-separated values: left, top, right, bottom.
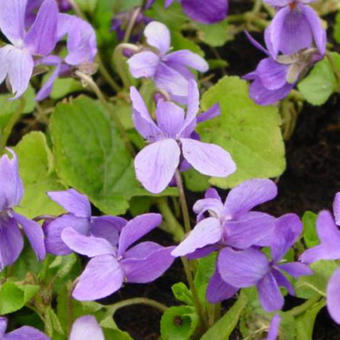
0, 217, 23, 270
197, 103, 220, 123
224, 179, 277, 219
121, 244, 175, 283
123, 241, 163, 259
218, 247, 269, 287
164, 50, 208, 73
193, 197, 224, 221
72, 255, 124, 301
224, 212, 276, 249
118, 213, 162, 256
144, 21, 170, 55
47, 189, 91, 218
263, 0, 291, 6
277, 262, 313, 278
0, 0, 27, 45
256, 58, 288, 90
205, 188, 221, 200
186, 245, 217, 260
327, 267, 340, 324
61, 228, 116, 257
0, 149, 23, 211
128, 51, 160, 78
272, 269, 295, 296
257, 273, 284, 312
91, 216, 126, 246
181, 138, 236, 178
206, 268, 238, 303
4, 326, 50, 340
155, 100, 185, 137
134, 139, 181, 194
44, 214, 90, 255
265, 314, 281, 340
13, 213, 46, 261
180, 0, 228, 24
244, 31, 269, 56
334, 193, 340, 226
24, 0, 58, 56
0, 46, 11, 85
171, 217, 222, 257
69, 316, 104, 340
0, 317, 7, 337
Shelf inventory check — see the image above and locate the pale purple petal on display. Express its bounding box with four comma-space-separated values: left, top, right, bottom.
263, 0, 292, 7
72, 255, 124, 301
47, 189, 91, 218
277, 262, 313, 278
144, 21, 170, 55
124, 241, 163, 259
0, 217, 23, 270
0, 317, 7, 337
218, 247, 269, 287
134, 139, 181, 194
44, 214, 90, 255
193, 197, 224, 221
164, 50, 208, 72
256, 58, 288, 90
121, 245, 175, 283
0, 0, 27, 46
334, 193, 340, 226
128, 51, 160, 78
0, 149, 23, 210
257, 273, 284, 312
171, 217, 222, 257
224, 179, 277, 219
186, 245, 217, 260
61, 228, 116, 257
197, 103, 220, 123
265, 314, 281, 340
118, 213, 162, 256
4, 326, 50, 340
13, 212, 46, 261
181, 138, 236, 178
69, 316, 104, 340
205, 188, 221, 200
24, 0, 58, 56
272, 269, 295, 296
91, 216, 126, 246
244, 31, 270, 56
0, 46, 11, 85
327, 267, 340, 324
206, 268, 238, 303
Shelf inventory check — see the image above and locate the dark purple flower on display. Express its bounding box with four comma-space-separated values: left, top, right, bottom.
128, 21, 208, 104
264, 0, 326, 57
44, 189, 126, 255
131, 81, 236, 194
0, 150, 46, 271
217, 214, 312, 312
172, 179, 278, 258
59, 213, 174, 301
0, 0, 59, 99
69, 315, 104, 340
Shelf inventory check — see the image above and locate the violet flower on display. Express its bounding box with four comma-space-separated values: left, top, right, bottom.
244, 32, 323, 105
265, 314, 280, 340
146, 0, 228, 24
0, 317, 49, 340
217, 214, 312, 312
69, 315, 104, 340
264, 0, 326, 57
44, 189, 126, 256
172, 179, 278, 258
0, 0, 58, 99
127, 21, 208, 104
300, 193, 340, 324
131, 80, 236, 194
60, 213, 174, 301
0, 150, 46, 271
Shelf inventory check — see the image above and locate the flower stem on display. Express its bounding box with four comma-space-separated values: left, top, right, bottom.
326, 52, 340, 92
75, 71, 135, 156
123, 7, 142, 43
97, 53, 122, 93
287, 294, 323, 317
175, 170, 191, 234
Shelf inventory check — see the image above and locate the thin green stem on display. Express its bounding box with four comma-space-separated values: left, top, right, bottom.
66, 283, 74, 335
175, 170, 191, 234
75, 71, 135, 156
287, 294, 322, 317
123, 7, 142, 43
97, 54, 122, 93
326, 52, 340, 92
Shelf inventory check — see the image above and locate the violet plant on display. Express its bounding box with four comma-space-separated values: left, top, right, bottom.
1, 0, 340, 339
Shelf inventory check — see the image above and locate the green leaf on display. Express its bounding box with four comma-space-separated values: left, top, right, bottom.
334, 12, 340, 44
199, 76, 285, 188
0, 282, 39, 314
279, 313, 297, 340
298, 52, 340, 106
50, 78, 84, 100
183, 168, 210, 192
172, 282, 193, 306
160, 306, 198, 340
197, 21, 231, 47
14, 131, 65, 218
302, 211, 318, 248
201, 291, 248, 340
295, 260, 338, 299
45, 306, 65, 337
172, 32, 204, 57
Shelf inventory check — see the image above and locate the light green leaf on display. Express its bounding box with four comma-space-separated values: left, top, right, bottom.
197, 21, 231, 47
302, 211, 318, 248
172, 282, 193, 306
14, 131, 65, 218
50, 78, 84, 100
199, 76, 285, 188
334, 12, 340, 44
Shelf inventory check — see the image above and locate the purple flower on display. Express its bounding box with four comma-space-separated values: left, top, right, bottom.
36, 14, 97, 101
146, 0, 228, 24
264, 0, 326, 57
300, 193, 340, 324
217, 214, 312, 312
131, 81, 236, 194
265, 314, 280, 340
59, 213, 174, 301
244, 32, 323, 105
172, 179, 278, 258
0, 150, 46, 271
0, 0, 59, 99
69, 315, 104, 340
44, 189, 126, 256
0, 316, 49, 340
127, 21, 208, 104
